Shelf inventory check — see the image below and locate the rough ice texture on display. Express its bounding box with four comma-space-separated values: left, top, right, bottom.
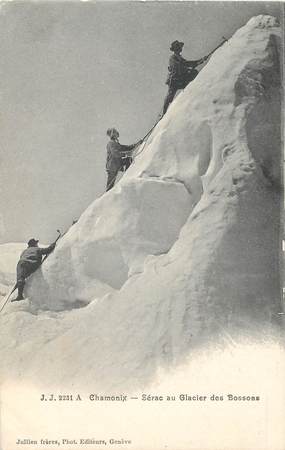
0, 16, 282, 390
26, 177, 192, 310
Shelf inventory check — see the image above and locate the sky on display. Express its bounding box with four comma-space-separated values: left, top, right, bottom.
0, 0, 282, 244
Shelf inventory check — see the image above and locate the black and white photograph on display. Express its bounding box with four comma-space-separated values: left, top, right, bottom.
0, 1, 284, 449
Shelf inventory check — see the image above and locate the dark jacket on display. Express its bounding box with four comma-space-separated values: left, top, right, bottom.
106, 140, 137, 173
19, 245, 54, 265
166, 54, 200, 85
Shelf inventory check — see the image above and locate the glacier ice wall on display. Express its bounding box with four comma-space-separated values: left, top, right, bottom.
0, 15, 282, 390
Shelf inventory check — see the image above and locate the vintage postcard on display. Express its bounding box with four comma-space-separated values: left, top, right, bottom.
0, 1, 284, 449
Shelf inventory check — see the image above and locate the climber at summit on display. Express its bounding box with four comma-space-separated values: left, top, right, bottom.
106, 128, 142, 191
162, 40, 208, 115
12, 238, 56, 301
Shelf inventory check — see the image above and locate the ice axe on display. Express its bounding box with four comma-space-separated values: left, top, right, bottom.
40, 228, 67, 265
48, 226, 70, 247
204, 36, 228, 61
55, 229, 62, 243
0, 283, 18, 313
40, 230, 61, 264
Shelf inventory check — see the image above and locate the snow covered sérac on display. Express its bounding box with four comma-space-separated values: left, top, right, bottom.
0, 15, 282, 390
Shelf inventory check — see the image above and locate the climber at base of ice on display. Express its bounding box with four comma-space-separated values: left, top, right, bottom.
106, 128, 142, 191
12, 238, 56, 302
162, 40, 208, 115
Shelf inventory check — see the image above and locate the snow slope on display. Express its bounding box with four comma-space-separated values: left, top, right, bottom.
0, 16, 282, 391
23, 15, 281, 314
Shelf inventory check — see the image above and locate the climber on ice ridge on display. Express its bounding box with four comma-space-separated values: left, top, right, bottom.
12, 238, 56, 302
105, 128, 142, 191
162, 40, 208, 115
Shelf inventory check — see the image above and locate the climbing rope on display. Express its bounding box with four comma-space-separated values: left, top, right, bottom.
106, 112, 163, 191
105, 37, 229, 192
133, 113, 163, 160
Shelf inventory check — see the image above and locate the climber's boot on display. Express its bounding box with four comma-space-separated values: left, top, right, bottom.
11, 282, 24, 302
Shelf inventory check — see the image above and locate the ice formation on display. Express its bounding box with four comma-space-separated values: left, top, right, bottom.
0, 16, 282, 391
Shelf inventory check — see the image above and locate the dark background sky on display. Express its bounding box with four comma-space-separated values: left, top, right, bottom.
0, 1, 281, 243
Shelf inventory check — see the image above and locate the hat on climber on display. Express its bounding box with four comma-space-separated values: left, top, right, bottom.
106, 128, 120, 139
170, 40, 184, 51
27, 238, 39, 247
